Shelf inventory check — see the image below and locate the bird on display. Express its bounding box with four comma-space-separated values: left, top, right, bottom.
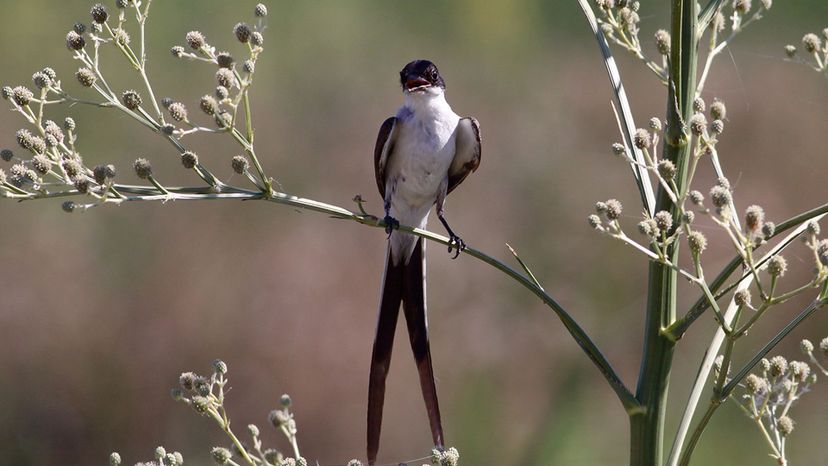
368, 59, 481, 465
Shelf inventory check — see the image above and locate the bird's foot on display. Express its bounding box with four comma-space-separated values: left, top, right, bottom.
383, 215, 400, 237
447, 234, 466, 259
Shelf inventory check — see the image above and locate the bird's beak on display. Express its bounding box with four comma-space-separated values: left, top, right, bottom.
405, 76, 431, 92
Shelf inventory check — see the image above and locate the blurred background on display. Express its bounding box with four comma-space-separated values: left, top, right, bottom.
1, 1, 828, 465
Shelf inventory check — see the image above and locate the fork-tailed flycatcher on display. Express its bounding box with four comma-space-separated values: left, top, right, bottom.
368, 59, 482, 465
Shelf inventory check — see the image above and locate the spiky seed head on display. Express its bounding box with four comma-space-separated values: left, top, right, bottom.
133, 158, 152, 179
211, 447, 232, 465
73, 176, 90, 193
44, 121, 64, 141
212, 359, 227, 375
161, 124, 175, 135
280, 393, 292, 407
243, 60, 255, 73
90, 3, 108, 23
11, 86, 33, 107
346, 461, 362, 466
93, 164, 116, 184
790, 361, 811, 382
113, 28, 130, 46
1, 86, 12, 100
784, 44, 797, 57
191, 395, 212, 414
1, 149, 13, 161
62, 159, 82, 178
688, 231, 707, 254
31, 136, 46, 154
801, 339, 814, 355
689, 113, 707, 136
611, 143, 626, 157
171, 45, 186, 58
633, 128, 651, 149
777, 416, 794, 437
215, 86, 229, 100
66, 30, 86, 50
654, 29, 670, 55
638, 218, 659, 238
186, 31, 206, 49
200, 95, 219, 116
657, 160, 676, 180
744, 205, 764, 231
269, 409, 290, 428
588, 214, 602, 229
769, 355, 788, 377
744, 374, 765, 394
216, 52, 234, 69
232, 155, 249, 174
32, 72, 50, 89
32, 155, 52, 175
733, 0, 751, 13
16, 129, 34, 150
709, 100, 727, 120
234, 23, 251, 43
181, 151, 198, 169
116, 0, 130, 8
42, 68, 57, 83
73, 22, 87, 34
216, 68, 236, 88
604, 199, 622, 220
168, 102, 188, 122
762, 221, 775, 239
179, 371, 197, 391
709, 185, 731, 209
693, 97, 705, 113
153, 447, 166, 461
767, 255, 787, 277
682, 211, 695, 224
649, 117, 662, 132
710, 119, 724, 135
255, 3, 268, 16
247, 424, 260, 437
121, 90, 142, 110
654, 211, 673, 233
818, 337, 828, 357
251, 31, 264, 47
109, 452, 121, 466
75, 68, 96, 87
734, 289, 751, 307
806, 220, 821, 236
803, 33, 821, 54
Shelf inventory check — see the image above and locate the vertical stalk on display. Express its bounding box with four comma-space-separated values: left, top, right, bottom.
631, 0, 698, 464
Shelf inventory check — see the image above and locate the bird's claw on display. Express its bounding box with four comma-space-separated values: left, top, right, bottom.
447, 234, 466, 259
383, 215, 399, 237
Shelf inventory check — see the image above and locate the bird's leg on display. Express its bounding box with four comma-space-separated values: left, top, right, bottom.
436, 204, 465, 259
383, 198, 399, 237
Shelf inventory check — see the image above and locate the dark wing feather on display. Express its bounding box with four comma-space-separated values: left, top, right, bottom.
447, 117, 481, 194
374, 117, 397, 197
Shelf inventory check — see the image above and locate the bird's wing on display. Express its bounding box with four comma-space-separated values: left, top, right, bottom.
447, 117, 481, 194
374, 117, 398, 197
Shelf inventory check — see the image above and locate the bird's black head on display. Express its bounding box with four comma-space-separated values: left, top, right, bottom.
399, 60, 446, 93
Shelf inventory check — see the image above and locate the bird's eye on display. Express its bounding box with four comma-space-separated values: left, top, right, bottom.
429, 69, 438, 80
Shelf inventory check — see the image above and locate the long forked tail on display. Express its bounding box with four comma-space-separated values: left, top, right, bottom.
367, 239, 444, 465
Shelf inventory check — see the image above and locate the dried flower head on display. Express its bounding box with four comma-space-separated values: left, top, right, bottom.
688, 230, 707, 254
113, 28, 131, 46
762, 221, 775, 239
689, 113, 707, 136
801, 339, 814, 354
16, 129, 34, 150
90, 3, 109, 23
769, 355, 788, 377
693, 97, 705, 113
734, 289, 751, 307
66, 30, 86, 50
588, 214, 602, 229
32, 72, 51, 90
211, 447, 232, 465
73, 176, 90, 193
133, 158, 152, 179
689, 190, 704, 205
604, 199, 622, 221
657, 160, 676, 180
0, 149, 13, 162
649, 117, 662, 132
633, 128, 651, 149
31, 155, 52, 175
200, 95, 218, 116
733, 0, 751, 13
186, 31, 206, 50
638, 219, 658, 237
168, 102, 188, 122
232, 155, 249, 174
255, 3, 268, 17
654, 29, 670, 55
1, 86, 12, 100
11, 86, 33, 107
784, 44, 797, 58
93, 164, 116, 184
806, 220, 821, 236
181, 151, 198, 169
76, 68, 96, 87
654, 211, 673, 233
611, 142, 627, 157
710, 100, 727, 120
803, 33, 821, 54
171, 45, 186, 58
64, 117, 76, 131
62, 159, 83, 178
216, 68, 236, 88
243, 60, 255, 73
215, 86, 229, 100
767, 255, 787, 277
251, 31, 264, 47
744, 374, 765, 394
234, 23, 252, 43
777, 416, 794, 437
216, 52, 234, 69
710, 119, 724, 135
744, 205, 764, 232
121, 90, 142, 110
682, 211, 695, 224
